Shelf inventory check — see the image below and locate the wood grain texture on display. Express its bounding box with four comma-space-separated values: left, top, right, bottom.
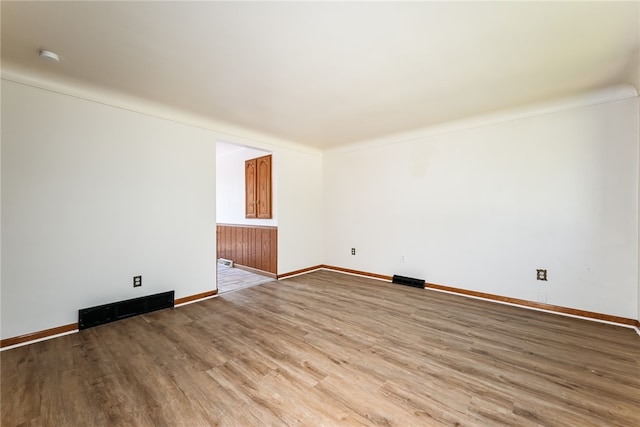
174, 290, 218, 306
234, 264, 277, 279
245, 154, 272, 219
217, 224, 277, 274
321, 264, 392, 281
218, 265, 275, 294
1, 290, 217, 349
255, 154, 272, 219
2, 270, 639, 426
245, 157, 257, 218
0, 323, 78, 348
277, 265, 323, 279
319, 265, 638, 328
425, 282, 639, 326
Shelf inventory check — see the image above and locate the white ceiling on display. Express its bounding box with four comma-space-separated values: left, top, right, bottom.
2, 1, 639, 150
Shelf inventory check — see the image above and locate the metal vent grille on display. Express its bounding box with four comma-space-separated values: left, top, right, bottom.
392, 275, 425, 289
78, 291, 174, 330
218, 258, 234, 267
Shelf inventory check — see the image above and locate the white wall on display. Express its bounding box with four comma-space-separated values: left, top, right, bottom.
1, 79, 325, 339
1, 81, 217, 339
324, 93, 639, 319
216, 145, 277, 226
276, 148, 323, 274
6, 77, 632, 341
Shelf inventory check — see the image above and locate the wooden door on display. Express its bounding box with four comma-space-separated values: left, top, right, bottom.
245, 158, 257, 218
256, 155, 272, 219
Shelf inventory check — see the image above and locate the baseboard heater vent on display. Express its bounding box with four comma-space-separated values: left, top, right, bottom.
392, 275, 425, 289
218, 258, 234, 267
79, 290, 174, 330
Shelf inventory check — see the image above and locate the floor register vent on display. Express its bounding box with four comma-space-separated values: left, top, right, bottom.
218, 258, 233, 267
79, 291, 175, 330
392, 275, 425, 289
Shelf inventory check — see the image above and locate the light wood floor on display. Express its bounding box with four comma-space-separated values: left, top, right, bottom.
217, 264, 274, 294
2, 270, 639, 426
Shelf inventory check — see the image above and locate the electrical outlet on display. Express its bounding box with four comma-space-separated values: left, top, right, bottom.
401, 255, 406, 263
133, 275, 142, 287
351, 248, 356, 255
536, 269, 547, 281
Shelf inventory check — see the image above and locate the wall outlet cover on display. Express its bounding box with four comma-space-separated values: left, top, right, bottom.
536, 269, 547, 281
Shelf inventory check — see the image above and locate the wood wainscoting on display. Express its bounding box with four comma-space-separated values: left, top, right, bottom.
217, 224, 277, 275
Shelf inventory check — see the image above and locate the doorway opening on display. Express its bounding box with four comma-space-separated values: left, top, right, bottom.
215, 141, 277, 294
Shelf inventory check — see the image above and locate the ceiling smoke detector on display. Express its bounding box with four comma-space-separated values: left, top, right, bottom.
39, 50, 60, 63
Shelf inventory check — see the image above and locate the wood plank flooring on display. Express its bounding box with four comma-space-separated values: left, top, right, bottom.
2, 270, 639, 426
217, 264, 274, 294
